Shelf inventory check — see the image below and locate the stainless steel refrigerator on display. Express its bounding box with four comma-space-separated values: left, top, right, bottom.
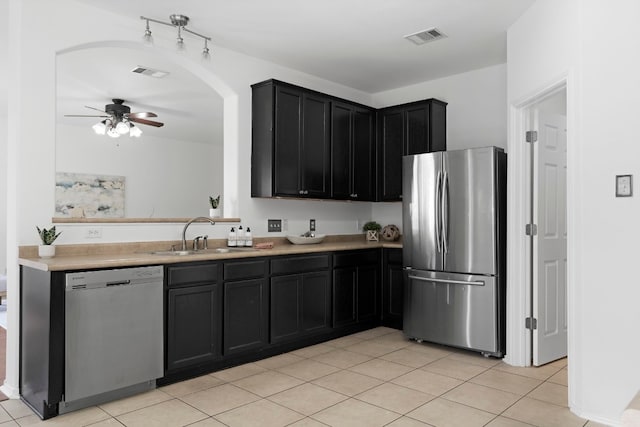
402, 146, 506, 357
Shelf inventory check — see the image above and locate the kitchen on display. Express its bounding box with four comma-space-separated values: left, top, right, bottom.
2, 1, 640, 426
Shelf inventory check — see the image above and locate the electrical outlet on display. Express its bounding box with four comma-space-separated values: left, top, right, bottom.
267, 219, 282, 232
85, 228, 102, 239
282, 219, 288, 232
310, 219, 316, 231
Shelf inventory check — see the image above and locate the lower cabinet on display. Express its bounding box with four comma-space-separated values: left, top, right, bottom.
382, 248, 404, 329
223, 259, 269, 355
270, 254, 331, 344
271, 271, 331, 343
167, 285, 220, 371
333, 250, 380, 328
166, 263, 222, 372
223, 278, 269, 355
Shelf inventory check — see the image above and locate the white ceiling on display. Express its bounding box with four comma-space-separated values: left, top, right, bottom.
6, 1, 536, 142
76, 0, 535, 93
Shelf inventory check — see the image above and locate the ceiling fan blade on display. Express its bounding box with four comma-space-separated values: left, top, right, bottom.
128, 112, 158, 119
64, 114, 110, 118
85, 105, 107, 113
129, 117, 164, 128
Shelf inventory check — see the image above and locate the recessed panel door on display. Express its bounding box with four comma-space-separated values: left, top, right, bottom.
534, 110, 568, 366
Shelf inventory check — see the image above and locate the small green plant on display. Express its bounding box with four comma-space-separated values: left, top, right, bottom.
37, 226, 62, 245
209, 195, 220, 209
362, 221, 382, 232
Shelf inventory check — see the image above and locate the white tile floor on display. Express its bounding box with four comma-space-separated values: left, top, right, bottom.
0, 327, 605, 426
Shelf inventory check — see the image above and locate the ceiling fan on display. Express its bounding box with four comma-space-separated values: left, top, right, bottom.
65, 98, 164, 138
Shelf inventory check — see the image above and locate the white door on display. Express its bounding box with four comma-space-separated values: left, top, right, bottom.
533, 108, 568, 366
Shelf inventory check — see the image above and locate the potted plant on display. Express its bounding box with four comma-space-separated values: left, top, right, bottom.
209, 195, 221, 218
362, 221, 382, 242
37, 226, 62, 258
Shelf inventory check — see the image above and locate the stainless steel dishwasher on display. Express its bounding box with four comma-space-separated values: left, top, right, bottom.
62, 266, 164, 413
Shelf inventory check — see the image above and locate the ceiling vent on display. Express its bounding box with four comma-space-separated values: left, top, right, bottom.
131, 66, 170, 79
404, 27, 446, 45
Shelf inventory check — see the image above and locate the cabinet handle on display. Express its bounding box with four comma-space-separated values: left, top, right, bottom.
304, 190, 309, 195
299, 190, 304, 195
354, 193, 358, 198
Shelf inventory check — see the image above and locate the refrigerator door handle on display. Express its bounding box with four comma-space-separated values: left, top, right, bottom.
407, 275, 485, 287
441, 171, 450, 253
435, 170, 442, 253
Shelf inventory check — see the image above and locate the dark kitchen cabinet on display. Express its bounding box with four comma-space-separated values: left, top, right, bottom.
166, 263, 222, 372
331, 102, 375, 201
381, 248, 404, 329
377, 99, 447, 201
223, 259, 269, 356
332, 250, 380, 328
270, 254, 331, 344
252, 80, 331, 198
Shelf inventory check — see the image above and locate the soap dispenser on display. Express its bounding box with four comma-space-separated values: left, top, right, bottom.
237, 225, 245, 247
228, 227, 237, 247
245, 227, 253, 247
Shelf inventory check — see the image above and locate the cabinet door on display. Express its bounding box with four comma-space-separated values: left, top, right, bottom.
333, 267, 356, 327
167, 284, 219, 371
271, 271, 331, 343
331, 102, 353, 199
352, 107, 375, 201
223, 278, 268, 355
301, 271, 331, 334
405, 103, 429, 155
274, 85, 303, 196
270, 275, 302, 344
302, 93, 331, 197
356, 265, 379, 323
383, 262, 404, 329
378, 108, 404, 201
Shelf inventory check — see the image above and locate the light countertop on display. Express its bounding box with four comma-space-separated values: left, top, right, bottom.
19, 235, 402, 272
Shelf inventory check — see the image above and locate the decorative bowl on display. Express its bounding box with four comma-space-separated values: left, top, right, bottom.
286, 234, 326, 245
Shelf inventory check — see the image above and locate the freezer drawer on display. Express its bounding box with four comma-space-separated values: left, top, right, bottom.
403, 269, 501, 356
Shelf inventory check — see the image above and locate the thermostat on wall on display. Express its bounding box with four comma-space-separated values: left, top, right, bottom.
615, 174, 633, 197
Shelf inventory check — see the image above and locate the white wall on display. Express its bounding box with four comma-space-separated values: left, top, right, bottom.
371, 64, 508, 230
56, 124, 223, 219
508, 0, 640, 423
0, 114, 6, 274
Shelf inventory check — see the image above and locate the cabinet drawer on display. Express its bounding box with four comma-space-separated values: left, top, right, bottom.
333, 250, 379, 268
271, 254, 329, 275
167, 263, 219, 287
224, 259, 268, 281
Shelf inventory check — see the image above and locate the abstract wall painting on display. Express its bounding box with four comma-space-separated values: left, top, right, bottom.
55, 172, 125, 218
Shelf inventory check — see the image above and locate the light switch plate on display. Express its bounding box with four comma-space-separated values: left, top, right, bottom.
616, 174, 633, 197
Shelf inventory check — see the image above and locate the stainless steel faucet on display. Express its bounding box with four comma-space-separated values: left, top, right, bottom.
182, 217, 216, 251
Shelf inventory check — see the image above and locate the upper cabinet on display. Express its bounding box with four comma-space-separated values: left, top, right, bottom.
377, 99, 448, 201
331, 102, 375, 201
252, 80, 331, 198
252, 79, 446, 202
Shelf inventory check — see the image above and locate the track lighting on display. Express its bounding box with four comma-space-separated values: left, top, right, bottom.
142, 19, 153, 45
140, 14, 212, 59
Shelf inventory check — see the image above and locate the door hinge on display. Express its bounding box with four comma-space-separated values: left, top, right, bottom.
526, 130, 538, 143
525, 224, 537, 236
525, 317, 538, 330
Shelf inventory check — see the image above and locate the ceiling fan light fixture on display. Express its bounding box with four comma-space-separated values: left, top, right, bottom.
129, 124, 143, 138
115, 120, 130, 135
92, 121, 107, 135
106, 127, 121, 138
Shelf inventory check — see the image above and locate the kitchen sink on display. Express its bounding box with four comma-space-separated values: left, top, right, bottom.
147, 250, 198, 256
148, 247, 258, 256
